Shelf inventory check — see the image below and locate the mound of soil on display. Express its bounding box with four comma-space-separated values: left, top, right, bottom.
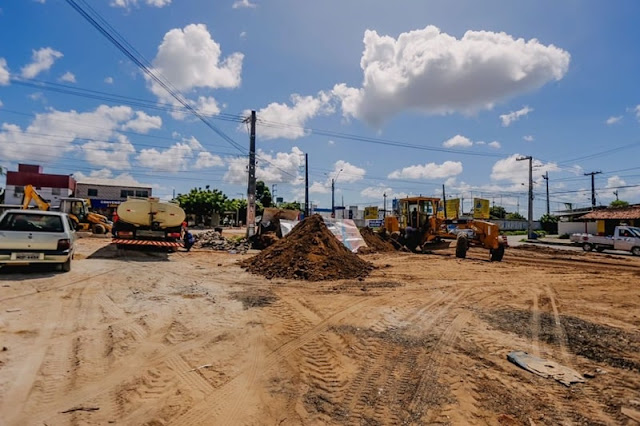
358, 227, 396, 253
240, 215, 373, 281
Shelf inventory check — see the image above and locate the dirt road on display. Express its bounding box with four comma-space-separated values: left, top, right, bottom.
1, 239, 639, 425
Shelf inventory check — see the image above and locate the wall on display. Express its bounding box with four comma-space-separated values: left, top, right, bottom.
558, 221, 597, 235
490, 219, 542, 231
75, 183, 152, 200
4, 185, 73, 206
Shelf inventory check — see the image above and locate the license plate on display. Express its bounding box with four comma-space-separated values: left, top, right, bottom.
15, 253, 41, 260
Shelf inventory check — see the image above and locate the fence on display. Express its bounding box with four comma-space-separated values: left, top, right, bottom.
558, 221, 597, 235
490, 220, 542, 231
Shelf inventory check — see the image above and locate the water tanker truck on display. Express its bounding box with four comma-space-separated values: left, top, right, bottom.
112, 197, 186, 248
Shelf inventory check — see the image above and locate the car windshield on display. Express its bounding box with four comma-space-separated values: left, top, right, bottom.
628, 227, 640, 238
0, 213, 64, 232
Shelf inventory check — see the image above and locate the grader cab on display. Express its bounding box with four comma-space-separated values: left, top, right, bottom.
383, 197, 505, 262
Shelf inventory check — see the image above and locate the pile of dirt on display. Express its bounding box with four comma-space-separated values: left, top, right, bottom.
240, 214, 373, 281
194, 230, 250, 253
358, 227, 396, 253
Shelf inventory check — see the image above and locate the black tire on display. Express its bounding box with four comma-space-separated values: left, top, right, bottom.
59, 258, 71, 272
632, 247, 640, 256
93, 224, 106, 234
595, 246, 605, 253
490, 243, 505, 262
456, 235, 468, 259
582, 242, 594, 252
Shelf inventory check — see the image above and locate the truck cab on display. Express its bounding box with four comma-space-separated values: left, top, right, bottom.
613, 226, 640, 254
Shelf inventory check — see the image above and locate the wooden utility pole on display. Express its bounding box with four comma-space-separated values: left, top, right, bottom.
584, 171, 602, 208
246, 111, 257, 237
517, 156, 533, 238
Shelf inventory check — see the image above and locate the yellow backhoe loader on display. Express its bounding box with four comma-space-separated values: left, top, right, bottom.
383, 196, 506, 261
22, 185, 112, 234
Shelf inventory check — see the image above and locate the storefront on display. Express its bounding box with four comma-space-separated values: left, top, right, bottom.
89, 199, 123, 217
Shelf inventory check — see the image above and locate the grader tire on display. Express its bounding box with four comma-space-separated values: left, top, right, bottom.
455, 235, 469, 259
93, 224, 106, 235
490, 243, 505, 262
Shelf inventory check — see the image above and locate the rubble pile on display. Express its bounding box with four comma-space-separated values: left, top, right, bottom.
240, 214, 373, 281
358, 227, 396, 253
194, 230, 250, 253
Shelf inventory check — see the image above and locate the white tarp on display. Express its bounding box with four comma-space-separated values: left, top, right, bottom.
279, 218, 368, 253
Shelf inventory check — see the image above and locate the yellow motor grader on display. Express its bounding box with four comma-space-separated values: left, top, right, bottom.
383, 196, 505, 261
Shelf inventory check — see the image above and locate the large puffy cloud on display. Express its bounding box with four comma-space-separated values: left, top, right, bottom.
443, 135, 473, 148
74, 169, 150, 187
81, 135, 136, 170
491, 154, 559, 184
0, 58, 9, 85
388, 160, 463, 180
224, 146, 305, 184
309, 181, 330, 194
21, 47, 63, 79
331, 160, 366, 183
333, 26, 569, 125
121, 111, 162, 133
0, 105, 136, 163
605, 176, 640, 201
149, 24, 243, 99
111, 0, 171, 8
253, 92, 333, 140
500, 106, 533, 126
232, 0, 256, 8
137, 136, 223, 172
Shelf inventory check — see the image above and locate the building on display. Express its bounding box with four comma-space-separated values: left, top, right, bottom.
580, 205, 640, 235
75, 178, 152, 216
4, 164, 76, 206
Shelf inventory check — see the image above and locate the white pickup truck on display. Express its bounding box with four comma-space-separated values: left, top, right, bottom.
570, 225, 640, 255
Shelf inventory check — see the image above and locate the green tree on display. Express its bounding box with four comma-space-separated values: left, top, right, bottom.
610, 199, 629, 208
256, 180, 272, 208
176, 186, 228, 224
490, 205, 506, 219
539, 214, 558, 234
506, 211, 526, 220
279, 201, 302, 211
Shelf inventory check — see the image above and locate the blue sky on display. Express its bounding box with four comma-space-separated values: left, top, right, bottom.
1, 0, 639, 217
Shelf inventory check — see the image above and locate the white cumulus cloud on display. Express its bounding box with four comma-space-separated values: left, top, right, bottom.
148, 23, 243, 104
333, 26, 569, 126
523, 135, 534, 142
0, 58, 9, 85
331, 160, 366, 183
111, 0, 171, 8
388, 160, 463, 180
634, 105, 640, 121
104, 76, 114, 84
121, 111, 162, 133
81, 134, 135, 170
74, 169, 149, 187
488, 141, 501, 149
443, 135, 473, 148
309, 181, 330, 194
252, 92, 333, 140
232, 0, 256, 8
491, 154, 558, 184
500, 106, 533, 126
137, 137, 222, 172
59, 71, 76, 83
605, 116, 622, 125
224, 146, 305, 184
21, 47, 63, 78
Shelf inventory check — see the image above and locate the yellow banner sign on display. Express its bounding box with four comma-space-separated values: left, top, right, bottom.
437, 199, 460, 219
364, 206, 379, 220
473, 198, 490, 219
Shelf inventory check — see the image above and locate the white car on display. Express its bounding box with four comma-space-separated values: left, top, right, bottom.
0, 210, 77, 272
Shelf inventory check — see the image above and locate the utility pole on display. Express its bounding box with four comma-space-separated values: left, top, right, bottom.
331, 179, 335, 218
246, 110, 257, 237
542, 172, 550, 216
304, 153, 309, 217
613, 190, 619, 201
442, 184, 447, 219
383, 193, 387, 219
272, 184, 277, 206
584, 171, 602, 208
517, 156, 533, 238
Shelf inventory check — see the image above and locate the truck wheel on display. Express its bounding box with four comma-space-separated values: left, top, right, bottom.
632, 247, 640, 256
582, 243, 593, 252
595, 246, 605, 253
456, 235, 468, 259
490, 243, 505, 262
58, 258, 71, 272
93, 224, 106, 234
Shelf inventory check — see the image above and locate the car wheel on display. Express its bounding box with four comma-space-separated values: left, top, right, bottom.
59, 258, 71, 272
632, 247, 640, 256
582, 243, 593, 252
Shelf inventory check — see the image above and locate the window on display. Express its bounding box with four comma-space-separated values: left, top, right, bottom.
120, 189, 134, 198
0, 213, 64, 232
88, 188, 98, 197
13, 186, 24, 196
52, 187, 61, 196
135, 190, 149, 198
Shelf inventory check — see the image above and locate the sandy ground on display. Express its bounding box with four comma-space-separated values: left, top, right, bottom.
1, 238, 639, 425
